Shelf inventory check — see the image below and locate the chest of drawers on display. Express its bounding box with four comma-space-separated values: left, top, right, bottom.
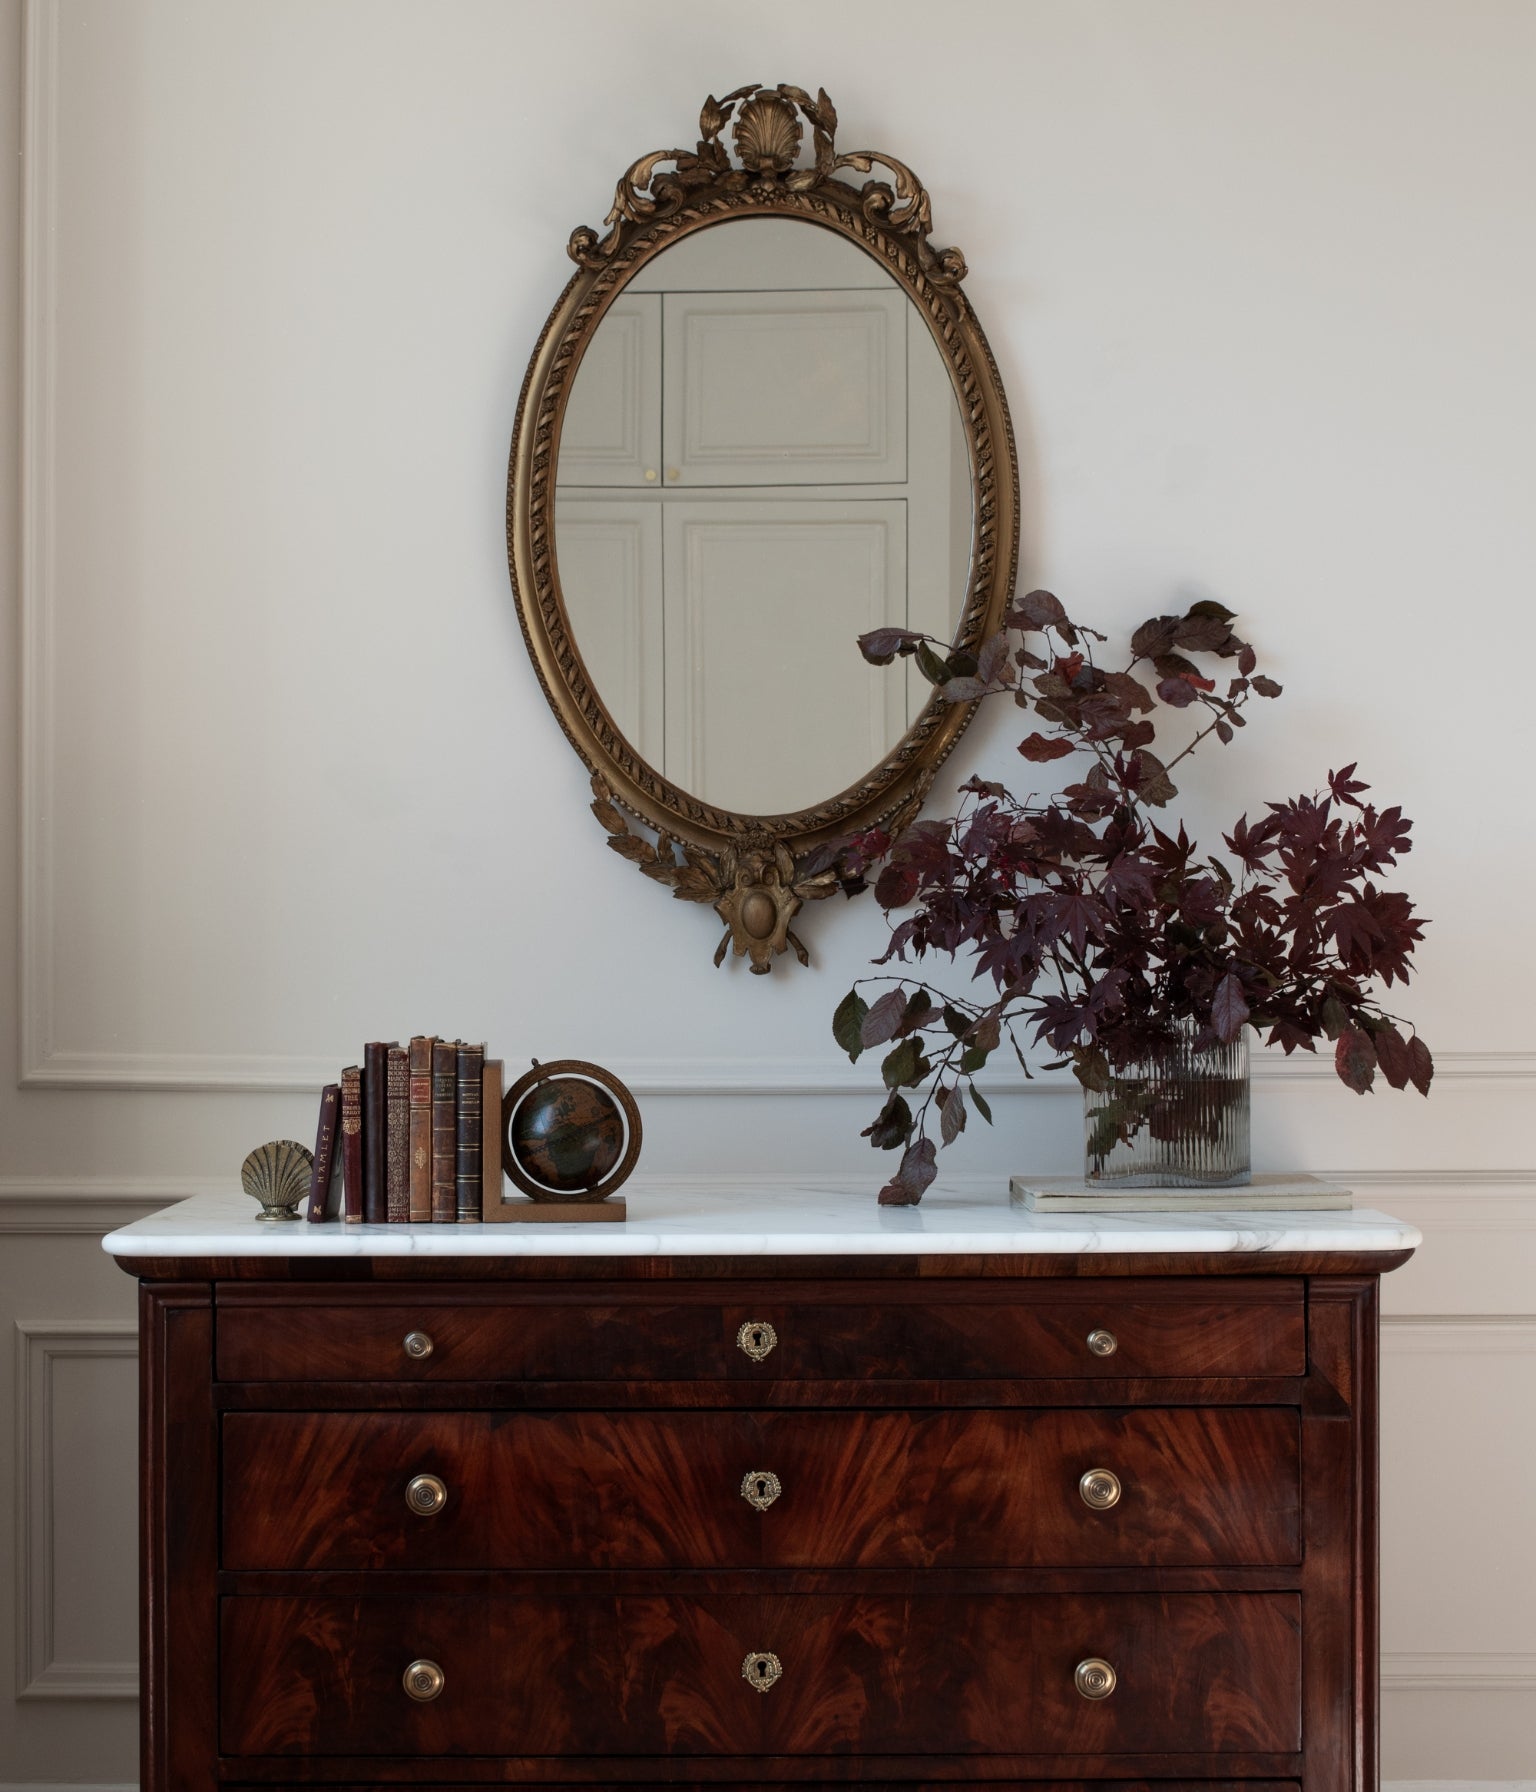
108, 1189, 1417, 1792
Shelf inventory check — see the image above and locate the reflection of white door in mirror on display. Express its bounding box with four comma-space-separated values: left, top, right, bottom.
554, 218, 969, 815
662, 500, 908, 815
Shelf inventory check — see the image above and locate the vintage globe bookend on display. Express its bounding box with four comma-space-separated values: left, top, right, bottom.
488, 1059, 641, 1223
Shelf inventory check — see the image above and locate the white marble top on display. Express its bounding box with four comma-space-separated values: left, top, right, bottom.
102, 1182, 1420, 1260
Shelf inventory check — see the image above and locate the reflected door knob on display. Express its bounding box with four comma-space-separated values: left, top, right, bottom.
402, 1659, 445, 1701
1075, 1657, 1117, 1699
406, 1473, 448, 1516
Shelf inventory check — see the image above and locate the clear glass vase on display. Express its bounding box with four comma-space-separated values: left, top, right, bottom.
1084, 1020, 1250, 1188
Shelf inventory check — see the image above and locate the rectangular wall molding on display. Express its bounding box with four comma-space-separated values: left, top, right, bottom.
1382, 1652, 1536, 1691
13, 1320, 140, 1699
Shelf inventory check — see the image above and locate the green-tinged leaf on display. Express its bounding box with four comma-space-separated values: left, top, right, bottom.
1320, 994, 1349, 1040
940, 1085, 967, 1145
959, 1044, 990, 1075
970, 1084, 993, 1124
916, 642, 951, 686
882, 1036, 925, 1089
943, 1004, 972, 1039
899, 990, 935, 1035
832, 989, 869, 1062
1072, 1047, 1112, 1093
969, 1013, 1002, 1052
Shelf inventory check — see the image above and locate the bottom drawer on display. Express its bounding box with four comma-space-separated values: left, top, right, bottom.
221, 1593, 1300, 1759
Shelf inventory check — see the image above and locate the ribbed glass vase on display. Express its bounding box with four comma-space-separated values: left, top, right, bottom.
1084, 1019, 1250, 1188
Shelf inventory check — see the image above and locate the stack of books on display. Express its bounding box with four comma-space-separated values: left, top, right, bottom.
305, 1039, 502, 1223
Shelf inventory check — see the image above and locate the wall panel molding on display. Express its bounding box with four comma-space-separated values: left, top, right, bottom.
1382, 1651, 1536, 1691
13, 1320, 139, 1699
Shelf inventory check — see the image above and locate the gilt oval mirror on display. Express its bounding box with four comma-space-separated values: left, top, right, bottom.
508, 85, 1018, 971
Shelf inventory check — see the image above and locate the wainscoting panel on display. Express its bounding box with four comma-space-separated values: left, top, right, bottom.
12, 1323, 138, 1700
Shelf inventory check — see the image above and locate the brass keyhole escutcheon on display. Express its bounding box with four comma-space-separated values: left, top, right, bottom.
736, 1320, 778, 1362
406, 1473, 448, 1516
742, 1650, 782, 1691
403, 1658, 445, 1702
1075, 1657, 1117, 1700
741, 1469, 782, 1512
402, 1330, 435, 1361
1086, 1327, 1118, 1358
1079, 1468, 1122, 1510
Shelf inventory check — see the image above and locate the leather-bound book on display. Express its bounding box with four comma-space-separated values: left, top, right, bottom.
480, 1058, 503, 1218
340, 1065, 364, 1223
362, 1041, 395, 1225
407, 1036, 434, 1223
430, 1039, 458, 1222
305, 1084, 341, 1222
456, 1042, 486, 1224
385, 1046, 410, 1222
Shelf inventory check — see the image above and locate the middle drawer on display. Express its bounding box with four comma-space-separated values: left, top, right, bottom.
222, 1407, 1299, 1570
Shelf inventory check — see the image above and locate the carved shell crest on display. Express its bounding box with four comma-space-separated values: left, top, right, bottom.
732, 92, 802, 173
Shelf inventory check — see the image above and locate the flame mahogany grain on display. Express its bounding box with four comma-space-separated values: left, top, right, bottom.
129, 1253, 1403, 1789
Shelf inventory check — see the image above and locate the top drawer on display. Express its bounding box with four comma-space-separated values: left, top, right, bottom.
216, 1278, 1305, 1382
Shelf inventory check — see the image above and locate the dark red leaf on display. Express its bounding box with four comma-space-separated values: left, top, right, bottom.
1407, 1035, 1434, 1095
1018, 732, 1075, 762
860, 988, 907, 1048
878, 1137, 938, 1205
1211, 972, 1251, 1042
1335, 1027, 1378, 1093
858, 626, 924, 665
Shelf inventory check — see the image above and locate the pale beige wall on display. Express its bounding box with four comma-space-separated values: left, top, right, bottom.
0, 1, 1532, 1782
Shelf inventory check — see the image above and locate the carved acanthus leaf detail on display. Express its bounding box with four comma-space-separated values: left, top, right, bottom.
568, 84, 965, 285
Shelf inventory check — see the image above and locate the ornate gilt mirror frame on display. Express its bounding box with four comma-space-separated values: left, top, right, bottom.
507, 84, 1019, 972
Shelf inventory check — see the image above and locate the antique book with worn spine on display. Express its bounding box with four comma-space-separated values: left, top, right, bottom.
456, 1042, 486, 1224
385, 1046, 410, 1223
361, 1041, 393, 1225
430, 1039, 458, 1223
407, 1036, 434, 1223
304, 1084, 340, 1223
338, 1065, 363, 1223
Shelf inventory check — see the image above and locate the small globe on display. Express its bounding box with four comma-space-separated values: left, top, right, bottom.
508, 1074, 625, 1197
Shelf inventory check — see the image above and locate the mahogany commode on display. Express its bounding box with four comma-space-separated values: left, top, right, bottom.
106, 1185, 1418, 1792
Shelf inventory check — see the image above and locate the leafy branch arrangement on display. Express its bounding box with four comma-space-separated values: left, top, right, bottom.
827, 591, 1433, 1204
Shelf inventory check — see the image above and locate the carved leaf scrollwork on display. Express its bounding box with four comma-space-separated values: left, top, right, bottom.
569, 84, 965, 285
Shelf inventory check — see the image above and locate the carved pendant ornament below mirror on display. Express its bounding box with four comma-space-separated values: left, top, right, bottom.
507, 85, 1019, 971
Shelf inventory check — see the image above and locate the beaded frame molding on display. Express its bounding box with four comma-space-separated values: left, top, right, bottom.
506, 84, 1019, 972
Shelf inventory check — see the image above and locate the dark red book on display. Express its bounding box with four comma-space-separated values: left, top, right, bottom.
385, 1046, 410, 1222
455, 1042, 486, 1224
431, 1039, 458, 1222
408, 1036, 434, 1223
305, 1084, 341, 1222
340, 1065, 363, 1223
362, 1041, 395, 1225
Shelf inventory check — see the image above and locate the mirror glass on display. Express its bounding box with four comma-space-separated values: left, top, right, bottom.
554, 217, 973, 817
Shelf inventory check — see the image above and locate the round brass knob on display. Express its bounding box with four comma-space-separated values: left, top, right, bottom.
1086, 1327, 1118, 1358
741, 1650, 782, 1692
1079, 1468, 1122, 1510
402, 1658, 445, 1702
402, 1330, 434, 1361
1075, 1657, 1117, 1700
736, 1320, 778, 1362
741, 1469, 782, 1512
406, 1473, 448, 1516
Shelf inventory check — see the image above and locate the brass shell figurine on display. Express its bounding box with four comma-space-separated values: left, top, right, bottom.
240, 1139, 314, 1223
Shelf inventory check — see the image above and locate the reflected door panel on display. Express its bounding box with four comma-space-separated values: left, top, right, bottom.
558, 295, 661, 486
554, 500, 664, 769
661, 500, 908, 816
662, 289, 907, 487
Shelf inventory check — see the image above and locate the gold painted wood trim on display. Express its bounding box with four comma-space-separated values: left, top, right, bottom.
507, 85, 1019, 972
